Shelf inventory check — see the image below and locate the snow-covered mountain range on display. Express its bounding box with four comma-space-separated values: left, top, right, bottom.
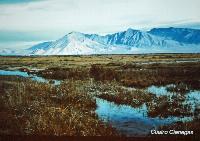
1, 27, 200, 55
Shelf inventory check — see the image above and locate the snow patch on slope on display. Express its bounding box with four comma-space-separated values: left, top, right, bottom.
2, 27, 200, 56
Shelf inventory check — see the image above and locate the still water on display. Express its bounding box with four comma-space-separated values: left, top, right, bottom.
0, 69, 199, 136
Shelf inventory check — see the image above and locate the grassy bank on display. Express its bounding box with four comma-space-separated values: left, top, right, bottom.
0, 76, 117, 136
86, 81, 196, 118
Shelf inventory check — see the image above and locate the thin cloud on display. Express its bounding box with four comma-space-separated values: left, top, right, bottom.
0, 0, 44, 5
0, 0, 200, 49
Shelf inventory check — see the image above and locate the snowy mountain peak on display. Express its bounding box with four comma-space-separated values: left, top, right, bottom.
28, 31, 109, 55
126, 28, 139, 33
149, 27, 200, 44
60, 31, 85, 40
3, 27, 199, 56
124, 28, 140, 38
68, 31, 85, 36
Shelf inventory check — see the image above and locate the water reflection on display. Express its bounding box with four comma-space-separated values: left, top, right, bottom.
95, 98, 192, 136
0, 70, 60, 85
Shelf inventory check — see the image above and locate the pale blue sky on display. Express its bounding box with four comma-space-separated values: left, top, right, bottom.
0, 0, 200, 49
0, 0, 43, 4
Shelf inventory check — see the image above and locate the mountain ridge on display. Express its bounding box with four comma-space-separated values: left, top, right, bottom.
1, 27, 200, 55
149, 27, 200, 44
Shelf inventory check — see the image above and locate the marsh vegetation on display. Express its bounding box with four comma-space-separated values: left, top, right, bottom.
0, 54, 200, 137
